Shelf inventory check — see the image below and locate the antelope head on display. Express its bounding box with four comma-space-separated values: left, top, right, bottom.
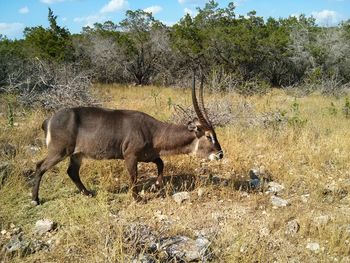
189, 72, 223, 161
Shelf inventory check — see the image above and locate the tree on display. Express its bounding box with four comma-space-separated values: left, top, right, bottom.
24, 8, 73, 62
119, 10, 170, 84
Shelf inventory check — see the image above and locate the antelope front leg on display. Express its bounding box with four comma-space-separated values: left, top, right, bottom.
153, 158, 164, 189
153, 158, 165, 197
124, 156, 142, 202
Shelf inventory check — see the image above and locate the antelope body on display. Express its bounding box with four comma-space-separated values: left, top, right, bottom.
31, 74, 223, 205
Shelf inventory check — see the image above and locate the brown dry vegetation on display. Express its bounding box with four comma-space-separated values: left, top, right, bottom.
1, 84, 350, 262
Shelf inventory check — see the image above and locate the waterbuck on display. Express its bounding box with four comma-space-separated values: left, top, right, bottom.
31, 74, 223, 205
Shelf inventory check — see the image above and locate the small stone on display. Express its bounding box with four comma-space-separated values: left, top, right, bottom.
301, 194, 309, 203
271, 195, 290, 207
197, 188, 205, 197
10, 223, 15, 229
1, 229, 7, 235
35, 219, 56, 235
285, 219, 300, 236
306, 242, 320, 253
172, 192, 190, 205
24, 145, 41, 155
240, 191, 249, 197
157, 235, 210, 261
313, 215, 331, 225
259, 226, 270, 237
266, 182, 285, 194
154, 210, 168, 222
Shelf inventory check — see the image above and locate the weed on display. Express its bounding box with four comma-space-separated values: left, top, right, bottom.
150, 89, 160, 106
328, 102, 338, 116
288, 98, 307, 128
167, 97, 173, 110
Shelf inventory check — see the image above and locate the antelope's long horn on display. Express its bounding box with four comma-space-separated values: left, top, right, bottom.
192, 71, 210, 129
199, 73, 212, 128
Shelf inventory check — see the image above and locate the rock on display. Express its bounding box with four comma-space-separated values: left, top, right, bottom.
240, 191, 249, 197
194, 227, 219, 239
124, 223, 158, 250
2, 233, 31, 256
271, 195, 290, 208
301, 194, 309, 203
132, 253, 155, 263
0, 230, 50, 257
323, 184, 348, 202
249, 178, 261, 189
259, 226, 270, 237
172, 192, 190, 205
1, 229, 7, 235
24, 145, 41, 155
35, 219, 56, 235
266, 182, 284, 194
157, 235, 210, 262
285, 219, 300, 236
154, 210, 168, 222
197, 188, 205, 197
0, 143, 16, 158
306, 242, 320, 253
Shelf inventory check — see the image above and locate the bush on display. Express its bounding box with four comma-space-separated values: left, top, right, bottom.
1, 59, 98, 111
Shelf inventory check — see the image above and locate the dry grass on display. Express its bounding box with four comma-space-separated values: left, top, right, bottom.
0, 85, 350, 262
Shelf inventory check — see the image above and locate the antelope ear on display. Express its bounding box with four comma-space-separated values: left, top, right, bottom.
187, 118, 201, 132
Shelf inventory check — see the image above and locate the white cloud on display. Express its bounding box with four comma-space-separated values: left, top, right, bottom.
100, 0, 128, 14
74, 14, 107, 27
143, 5, 162, 15
40, 0, 65, 4
75, 0, 129, 27
19, 6, 29, 14
0, 22, 24, 38
235, 0, 247, 6
311, 10, 341, 26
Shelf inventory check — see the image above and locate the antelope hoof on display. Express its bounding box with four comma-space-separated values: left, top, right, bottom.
31, 200, 39, 206
81, 190, 93, 197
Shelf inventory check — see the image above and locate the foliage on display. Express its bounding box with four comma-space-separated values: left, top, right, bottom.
1, 2, 350, 99
24, 8, 73, 62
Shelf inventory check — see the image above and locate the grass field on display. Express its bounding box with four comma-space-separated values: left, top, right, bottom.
1, 84, 350, 262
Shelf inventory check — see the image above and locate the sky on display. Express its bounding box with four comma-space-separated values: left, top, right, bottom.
1, 0, 350, 39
